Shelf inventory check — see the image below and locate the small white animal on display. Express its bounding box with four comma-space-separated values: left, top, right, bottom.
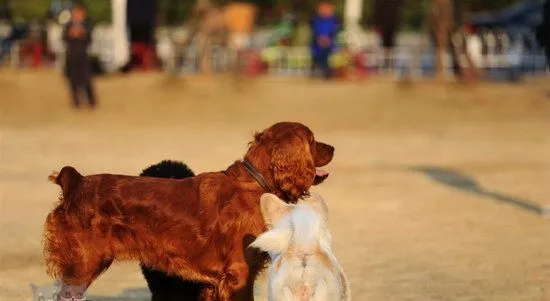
251, 193, 351, 301
30, 280, 86, 301
30, 281, 60, 301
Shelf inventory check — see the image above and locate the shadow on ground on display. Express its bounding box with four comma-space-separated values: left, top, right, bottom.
88, 288, 150, 301
409, 166, 548, 217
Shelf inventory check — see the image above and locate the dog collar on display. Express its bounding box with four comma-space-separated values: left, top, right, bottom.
243, 160, 274, 192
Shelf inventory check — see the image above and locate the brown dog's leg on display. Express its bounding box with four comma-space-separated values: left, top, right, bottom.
217, 244, 254, 301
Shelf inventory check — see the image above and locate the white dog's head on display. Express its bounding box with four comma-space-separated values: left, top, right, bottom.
251, 192, 332, 260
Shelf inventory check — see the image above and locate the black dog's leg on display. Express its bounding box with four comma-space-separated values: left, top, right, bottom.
141, 266, 205, 301
139, 160, 208, 301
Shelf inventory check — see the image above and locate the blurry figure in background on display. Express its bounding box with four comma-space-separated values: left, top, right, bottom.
461, 23, 482, 82
0, 2, 28, 64
39, 18, 56, 66
447, 0, 463, 79
176, 0, 257, 74
19, 20, 43, 68
267, 10, 297, 47
506, 29, 524, 82
428, 0, 453, 80
310, 0, 340, 80
444, 1, 480, 83
262, 10, 297, 75
537, 0, 550, 68
179, 0, 226, 74
464, 25, 482, 67
372, 0, 403, 71
63, 2, 96, 109
121, 0, 158, 72
224, 2, 257, 52
223, 1, 257, 73
0, 22, 28, 63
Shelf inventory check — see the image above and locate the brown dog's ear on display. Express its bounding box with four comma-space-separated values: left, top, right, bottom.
270, 135, 316, 202
249, 129, 274, 146
260, 193, 295, 226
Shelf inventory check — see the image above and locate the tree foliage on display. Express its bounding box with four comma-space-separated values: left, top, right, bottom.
6, 0, 521, 29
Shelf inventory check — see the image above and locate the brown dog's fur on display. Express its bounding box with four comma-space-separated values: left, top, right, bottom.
43, 122, 334, 301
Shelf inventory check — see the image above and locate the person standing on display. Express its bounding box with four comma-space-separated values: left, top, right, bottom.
428, 0, 453, 80
372, 0, 404, 70
121, 0, 158, 72
63, 2, 96, 109
310, 0, 339, 80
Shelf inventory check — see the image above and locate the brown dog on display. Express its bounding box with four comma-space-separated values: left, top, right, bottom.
43, 122, 334, 301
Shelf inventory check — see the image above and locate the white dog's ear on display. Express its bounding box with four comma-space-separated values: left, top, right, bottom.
250, 227, 291, 253
304, 193, 329, 220
260, 193, 294, 226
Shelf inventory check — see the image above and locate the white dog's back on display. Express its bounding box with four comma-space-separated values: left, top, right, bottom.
269, 253, 342, 301
252, 194, 350, 301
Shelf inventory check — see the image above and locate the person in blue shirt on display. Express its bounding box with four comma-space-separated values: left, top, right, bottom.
310, 1, 339, 79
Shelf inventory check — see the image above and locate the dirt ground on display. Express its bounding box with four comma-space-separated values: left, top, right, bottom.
0, 71, 549, 301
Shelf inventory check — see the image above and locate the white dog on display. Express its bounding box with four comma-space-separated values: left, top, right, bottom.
251, 193, 351, 301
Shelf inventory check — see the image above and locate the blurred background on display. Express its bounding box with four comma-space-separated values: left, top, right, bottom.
0, 1, 549, 301
0, 0, 548, 77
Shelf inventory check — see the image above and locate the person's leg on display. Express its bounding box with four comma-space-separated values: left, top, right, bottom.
120, 25, 142, 73
381, 29, 396, 70
310, 54, 318, 77
320, 50, 332, 79
310, 45, 321, 77
66, 63, 81, 108
68, 77, 81, 108
448, 37, 462, 79
82, 58, 96, 107
85, 81, 96, 108
139, 23, 157, 70
0, 39, 10, 61
198, 33, 212, 74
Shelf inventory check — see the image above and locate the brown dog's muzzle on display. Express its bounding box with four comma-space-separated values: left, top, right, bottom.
313, 142, 334, 185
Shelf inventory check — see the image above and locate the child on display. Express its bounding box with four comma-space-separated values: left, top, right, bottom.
310, 1, 339, 79
63, 2, 96, 109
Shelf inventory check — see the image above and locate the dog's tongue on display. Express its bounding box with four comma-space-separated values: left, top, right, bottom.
315, 168, 329, 177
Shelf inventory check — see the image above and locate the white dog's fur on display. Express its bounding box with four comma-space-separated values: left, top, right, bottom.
251, 193, 351, 301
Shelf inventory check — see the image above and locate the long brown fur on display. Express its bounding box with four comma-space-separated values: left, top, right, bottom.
43, 122, 334, 301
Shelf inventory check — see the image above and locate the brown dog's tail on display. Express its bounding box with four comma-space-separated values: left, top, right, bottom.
48, 166, 83, 200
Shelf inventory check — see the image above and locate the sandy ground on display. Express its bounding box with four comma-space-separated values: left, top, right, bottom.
1, 70, 549, 301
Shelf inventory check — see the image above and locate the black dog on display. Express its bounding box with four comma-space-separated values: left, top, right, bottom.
139, 160, 206, 301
